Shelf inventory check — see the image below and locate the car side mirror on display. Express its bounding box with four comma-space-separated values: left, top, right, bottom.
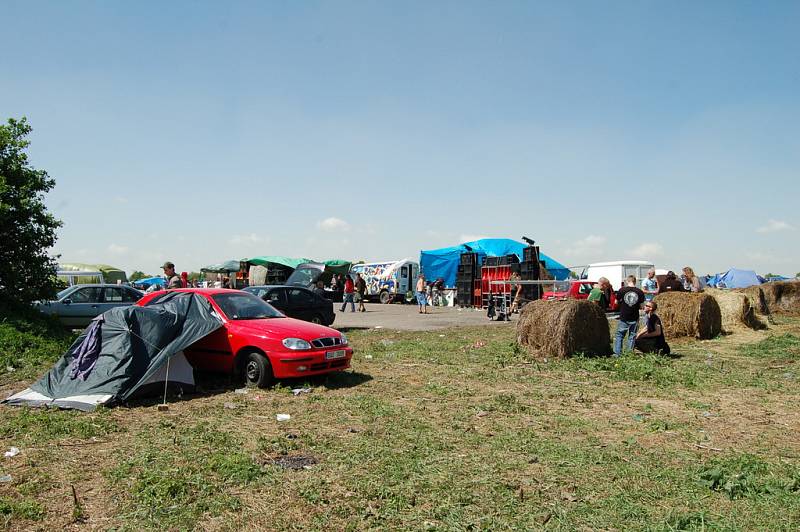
63, 298, 72, 305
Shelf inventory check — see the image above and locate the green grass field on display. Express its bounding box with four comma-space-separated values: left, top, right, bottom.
1, 311, 799, 530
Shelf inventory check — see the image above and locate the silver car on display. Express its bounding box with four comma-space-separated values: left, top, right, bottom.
36, 284, 143, 328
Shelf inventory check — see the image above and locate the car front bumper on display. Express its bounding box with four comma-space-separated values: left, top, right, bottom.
272, 347, 353, 378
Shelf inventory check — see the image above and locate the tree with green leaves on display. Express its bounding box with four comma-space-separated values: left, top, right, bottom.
129, 271, 149, 282
0, 118, 62, 305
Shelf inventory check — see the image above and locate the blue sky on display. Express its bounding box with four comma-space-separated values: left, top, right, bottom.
3, 1, 798, 276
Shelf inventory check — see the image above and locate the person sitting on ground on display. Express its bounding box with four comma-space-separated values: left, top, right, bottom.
416, 273, 429, 314
614, 275, 646, 356
641, 268, 658, 301
635, 300, 670, 354
587, 282, 607, 309
682, 266, 703, 292
657, 271, 684, 294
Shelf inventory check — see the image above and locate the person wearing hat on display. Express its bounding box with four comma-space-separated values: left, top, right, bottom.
162, 261, 182, 289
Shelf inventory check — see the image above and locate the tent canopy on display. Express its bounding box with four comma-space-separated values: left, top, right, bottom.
59, 263, 128, 284
4, 292, 222, 411
200, 260, 242, 273
706, 268, 762, 289
420, 238, 570, 288
132, 276, 166, 287
244, 256, 314, 270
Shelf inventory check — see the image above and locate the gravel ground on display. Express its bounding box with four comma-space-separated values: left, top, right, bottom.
330, 302, 517, 331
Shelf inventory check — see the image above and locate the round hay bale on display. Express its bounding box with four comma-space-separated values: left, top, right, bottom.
759, 281, 800, 314
516, 299, 611, 358
736, 285, 771, 316
704, 288, 766, 332
652, 292, 722, 340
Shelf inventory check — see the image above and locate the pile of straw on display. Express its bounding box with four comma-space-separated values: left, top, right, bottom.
652, 292, 721, 339
704, 288, 766, 332
516, 299, 611, 358
760, 281, 800, 314
737, 285, 771, 317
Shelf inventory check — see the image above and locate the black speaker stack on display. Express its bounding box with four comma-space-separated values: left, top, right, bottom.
456, 252, 478, 306
519, 245, 543, 301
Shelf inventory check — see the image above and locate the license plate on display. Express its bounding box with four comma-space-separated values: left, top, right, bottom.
325, 349, 346, 360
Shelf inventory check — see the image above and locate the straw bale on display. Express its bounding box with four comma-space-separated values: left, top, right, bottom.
737, 286, 771, 316
759, 281, 800, 314
516, 299, 611, 358
652, 292, 721, 340
704, 288, 766, 332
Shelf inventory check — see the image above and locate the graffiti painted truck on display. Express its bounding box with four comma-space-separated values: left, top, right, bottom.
350, 260, 419, 304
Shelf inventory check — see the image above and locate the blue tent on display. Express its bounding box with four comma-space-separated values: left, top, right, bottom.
419, 238, 570, 288
706, 268, 762, 289
132, 276, 166, 288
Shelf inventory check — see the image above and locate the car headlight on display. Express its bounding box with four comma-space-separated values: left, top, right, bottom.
282, 338, 311, 350
340, 333, 348, 345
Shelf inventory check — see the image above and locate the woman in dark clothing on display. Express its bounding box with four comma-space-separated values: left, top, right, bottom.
635, 300, 670, 354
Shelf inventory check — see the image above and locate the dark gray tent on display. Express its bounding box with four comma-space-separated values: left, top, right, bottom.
4, 293, 222, 411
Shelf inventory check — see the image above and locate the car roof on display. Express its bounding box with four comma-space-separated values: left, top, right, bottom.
65, 284, 138, 288
246, 285, 311, 291
148, 288, 245, 295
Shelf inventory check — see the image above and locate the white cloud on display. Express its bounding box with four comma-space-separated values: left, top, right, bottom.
628, 242, 664, 258
459, 234, 489, 244
564, 235, 606, 257
756, 219, 794, 233
113, 196, 129, 204
108, 243, 129, 255
229, 233, 267, 245
317, 217, 350, 232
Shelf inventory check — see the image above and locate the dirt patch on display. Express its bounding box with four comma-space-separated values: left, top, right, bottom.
268, 454, 319, 470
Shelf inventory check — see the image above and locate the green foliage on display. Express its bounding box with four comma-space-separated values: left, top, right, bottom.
0, 301, 74, 381
0, 117, 62, 305
128, 271, 149, 282
106, 421, 267, 529
0, 497, 46, 521
0, 408, 120, 444
698, 454, 800, 500
741, 334, 800, 358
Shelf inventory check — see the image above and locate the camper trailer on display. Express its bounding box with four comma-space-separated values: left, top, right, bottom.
581, 261, 655, 290
350, 260, 419, 304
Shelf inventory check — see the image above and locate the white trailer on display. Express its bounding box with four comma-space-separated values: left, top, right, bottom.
581, 261, 655, 291
350, 259, 419, 304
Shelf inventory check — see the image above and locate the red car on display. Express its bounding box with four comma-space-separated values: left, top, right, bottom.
137, 289, 353, 387
541, 281, 618, 311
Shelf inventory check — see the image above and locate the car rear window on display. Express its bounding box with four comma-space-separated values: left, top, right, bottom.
211, 293, 284, 320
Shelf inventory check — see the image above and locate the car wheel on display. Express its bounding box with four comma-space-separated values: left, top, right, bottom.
244, 351, 274, 388
310, 313, 323, 324
379, 291, 391, 304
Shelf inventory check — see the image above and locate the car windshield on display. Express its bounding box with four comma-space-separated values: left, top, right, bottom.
211, 293, 284, 320
56, 287, 74, 299
286, 266, 320, 287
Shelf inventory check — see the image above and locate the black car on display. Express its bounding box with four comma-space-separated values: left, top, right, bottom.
243, 285, 335, 326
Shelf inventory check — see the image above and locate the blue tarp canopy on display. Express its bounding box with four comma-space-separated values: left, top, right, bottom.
706, 268, 762, 289
132, 277, 166, 288
419, 238, 570, 288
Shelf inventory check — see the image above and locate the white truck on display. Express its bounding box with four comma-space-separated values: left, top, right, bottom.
350, 259, 419, 304
580, 261, 655, 291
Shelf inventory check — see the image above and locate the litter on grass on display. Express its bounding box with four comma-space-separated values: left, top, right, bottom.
234, 388, 248, 394
291, 388, 312, 396
4, 447, 20, 458
276, 414, 291, 422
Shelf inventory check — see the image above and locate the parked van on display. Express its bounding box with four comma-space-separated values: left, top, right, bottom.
580, 261, 655, 291
350, 259, 419, 304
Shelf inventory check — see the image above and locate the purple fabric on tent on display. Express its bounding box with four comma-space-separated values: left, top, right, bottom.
69, 317, 104, 381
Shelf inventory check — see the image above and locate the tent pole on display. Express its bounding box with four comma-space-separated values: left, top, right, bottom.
160, 357, 171, 411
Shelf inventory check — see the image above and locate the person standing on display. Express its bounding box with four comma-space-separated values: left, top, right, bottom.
508, 273, 523, 316
313, 280, 326, 298
416, 273, 429, 314
587, 283, 608, 309
340, 275, 355, 312
161, 262, 182, 289
355, 273, 367, 312
657, 271, 684, 294
614, 275, 646, 356
641, 268, 658, 301
635, 300, 670, 354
